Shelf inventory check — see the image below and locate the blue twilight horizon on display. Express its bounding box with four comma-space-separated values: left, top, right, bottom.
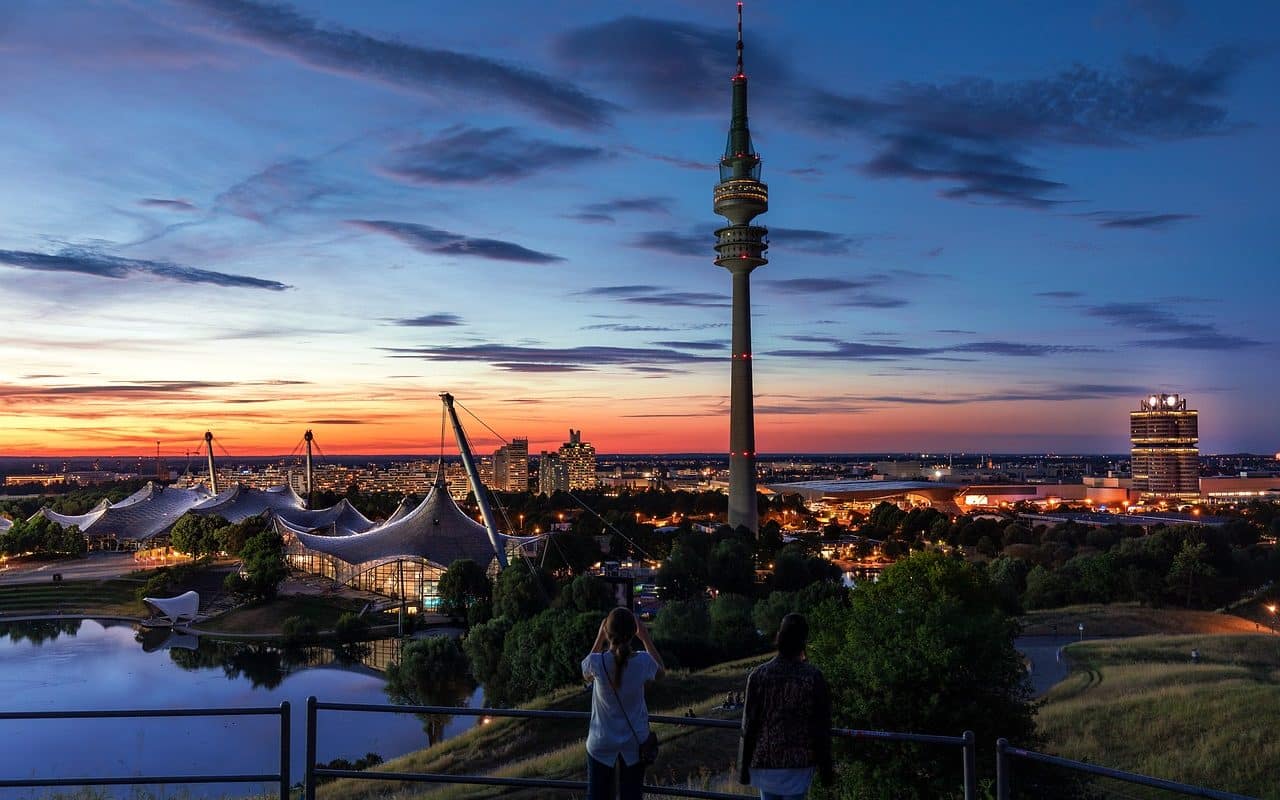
0, 0, 1277, 457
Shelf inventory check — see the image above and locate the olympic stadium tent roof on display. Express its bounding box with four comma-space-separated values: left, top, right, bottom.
35, 483, 210, 541
272, 499, 375, 537
191, 484, 305, 523
0, 516, 12, 532
766, 479, 964, 504
293, 475, 529, 569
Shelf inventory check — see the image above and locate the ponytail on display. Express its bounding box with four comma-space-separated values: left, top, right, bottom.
603, 607, 638, 688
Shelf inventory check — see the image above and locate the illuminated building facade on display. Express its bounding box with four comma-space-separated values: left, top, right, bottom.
559, 429, 597, 490
1131, 393, 1200, 498
538, 451, 569, 495
492, 437, 529, 493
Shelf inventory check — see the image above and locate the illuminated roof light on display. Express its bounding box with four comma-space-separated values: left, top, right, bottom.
1165, 395, 1178, 407
1148, 395, 1159, 407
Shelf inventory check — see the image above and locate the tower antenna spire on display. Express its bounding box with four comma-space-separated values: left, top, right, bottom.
736, 2, 744, 76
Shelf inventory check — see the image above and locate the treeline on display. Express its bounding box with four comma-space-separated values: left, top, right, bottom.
0, 515, 86, 557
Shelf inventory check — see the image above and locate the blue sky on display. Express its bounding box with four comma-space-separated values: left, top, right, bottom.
0, 0, 1276, 456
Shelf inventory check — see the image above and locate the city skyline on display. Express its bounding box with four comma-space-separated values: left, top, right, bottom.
2, 1, 1278, 457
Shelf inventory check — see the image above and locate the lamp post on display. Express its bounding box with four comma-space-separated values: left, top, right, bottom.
1267, 603, 1277, 634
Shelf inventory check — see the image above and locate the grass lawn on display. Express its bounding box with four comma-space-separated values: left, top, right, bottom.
1019, 602, 1260, 636
200, 594, 367, 634
0, 578, 146, 617
1038, 633, 1280, 799
318, 656, 766, 800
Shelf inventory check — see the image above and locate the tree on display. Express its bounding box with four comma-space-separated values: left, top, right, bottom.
1167, 540, 1217, 608
437, 559, 492, 620
651, 599, 713, 668
540, 532, 602, 575
385, 636, 476, 744
709, 593, 761, 659
708, 538, 756, 596
217, 514, 269, 557
558, 574, 615, 613
494, 608, 598, 704
169, 514, 226, 558
491, 560, 555, 621
225, 529, 287, 602
807, 552, 1038, 798
753, 590, 799, 643
462, 615, 513, 686
657, 539, 709, 601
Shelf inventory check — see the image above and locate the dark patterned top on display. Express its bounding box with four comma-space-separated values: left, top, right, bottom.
738, 656, 833, 781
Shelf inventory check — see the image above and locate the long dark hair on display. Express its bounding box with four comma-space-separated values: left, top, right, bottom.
604, 607, 637, 688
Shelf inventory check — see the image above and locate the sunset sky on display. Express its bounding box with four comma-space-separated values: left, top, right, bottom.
1, 0, 1277, 457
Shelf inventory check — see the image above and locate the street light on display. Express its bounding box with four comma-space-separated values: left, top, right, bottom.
1267, 604, 1277, 634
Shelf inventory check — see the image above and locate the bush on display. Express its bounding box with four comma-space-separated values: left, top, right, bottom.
281, 615, 318, 644
333, 612, 367, 643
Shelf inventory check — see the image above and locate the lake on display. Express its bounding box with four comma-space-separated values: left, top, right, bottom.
0, 619, 481, 797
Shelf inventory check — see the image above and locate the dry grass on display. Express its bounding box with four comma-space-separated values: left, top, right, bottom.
317, 657, 765, 800
1038, 633, 1280, 799
1019, 603, 1260, 637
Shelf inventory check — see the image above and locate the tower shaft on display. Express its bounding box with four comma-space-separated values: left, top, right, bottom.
204, 430, 218, 495
728, 268, 757, 533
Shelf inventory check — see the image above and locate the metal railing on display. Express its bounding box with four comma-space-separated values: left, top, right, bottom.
0, 703, 292, 800
305, 698, 977, 799
995, 739, 1259, 800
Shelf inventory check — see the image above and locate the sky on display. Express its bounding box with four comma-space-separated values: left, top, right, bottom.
0, 0, 1277, 458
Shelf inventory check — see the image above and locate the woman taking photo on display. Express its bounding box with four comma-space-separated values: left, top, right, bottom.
581, 607, 666, 800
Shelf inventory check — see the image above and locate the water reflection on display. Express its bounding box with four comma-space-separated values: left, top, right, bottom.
0, 620, 482, 798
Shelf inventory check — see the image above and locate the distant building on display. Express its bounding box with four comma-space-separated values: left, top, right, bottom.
538, 451, 569, 495
559, 429, 598, 490
493, 437, 529, 493
1131, 393, 1200, 498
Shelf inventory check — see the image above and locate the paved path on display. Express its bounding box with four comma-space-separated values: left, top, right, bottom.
0, 552, 140, 585
1016, 635, 1096, 696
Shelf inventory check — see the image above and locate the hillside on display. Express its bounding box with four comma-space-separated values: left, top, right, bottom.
318, 656, 767, 800
1038, 634, 1280, 799
1020, 603, 1260, 637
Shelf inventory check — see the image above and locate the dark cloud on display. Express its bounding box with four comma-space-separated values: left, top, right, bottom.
625, 292, 729, 308
349, 219, 563, 264
572, 283, 729, 308
769, 227, 866, 256
383, 342, 718, 372
1084, 301, 1263, 349
622, 146, 711, 172
576, 285, 662, 297
380, 126, 604, 185
309, 419, 365, 425
762, 276, 909, 309
864, 383, 1149, 405
651, 340, 726, 351
948, 341, 1102, 356
391, 313, 464, 327
138, 198, 197, 211
0, 380, 305, 403
1088, 212, 1197, 229
1036, 290, 1084, 299
566, 196, 673, 224
631, 230, 708, 257
217, 158, 340, 223
811, 46, 1249, 207
0, 247, 289, 290
176, 0, 612, 128
768, 337, 1098, 361
582, 321, 727, 333
553, 16, 786, 111
934, 328, 978, 334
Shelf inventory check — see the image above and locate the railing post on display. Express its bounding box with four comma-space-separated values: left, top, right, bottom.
962, 730, 976, 800
279, 701, 291, 800
305, 696, 317, 800
996, 738, 1010, 800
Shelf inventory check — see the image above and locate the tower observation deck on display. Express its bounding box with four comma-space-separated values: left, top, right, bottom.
714, 2, 768, 536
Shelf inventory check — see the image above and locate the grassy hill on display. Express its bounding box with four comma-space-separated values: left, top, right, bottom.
1020, 603, 1260, 636
0, 578, 145, 617
1038, 634, 1280, 799
318, 656, 767, 800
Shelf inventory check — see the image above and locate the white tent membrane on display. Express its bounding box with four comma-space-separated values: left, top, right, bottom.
142, 590, 200, 625
0, 516, 12, 532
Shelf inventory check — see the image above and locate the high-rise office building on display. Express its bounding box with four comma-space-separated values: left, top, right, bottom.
713, 3, 768, 535
492, 437, 529, 493
1131, 393, 1200, 498
559, 429, 597, 490
538, 451, 569, 495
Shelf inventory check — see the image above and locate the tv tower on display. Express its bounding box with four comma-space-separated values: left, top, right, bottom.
714, 2, 768, 536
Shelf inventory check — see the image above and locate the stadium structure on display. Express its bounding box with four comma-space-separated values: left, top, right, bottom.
28, 394, 537, 611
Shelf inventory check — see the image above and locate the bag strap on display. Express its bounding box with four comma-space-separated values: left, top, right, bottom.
601, 653, 644, 747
